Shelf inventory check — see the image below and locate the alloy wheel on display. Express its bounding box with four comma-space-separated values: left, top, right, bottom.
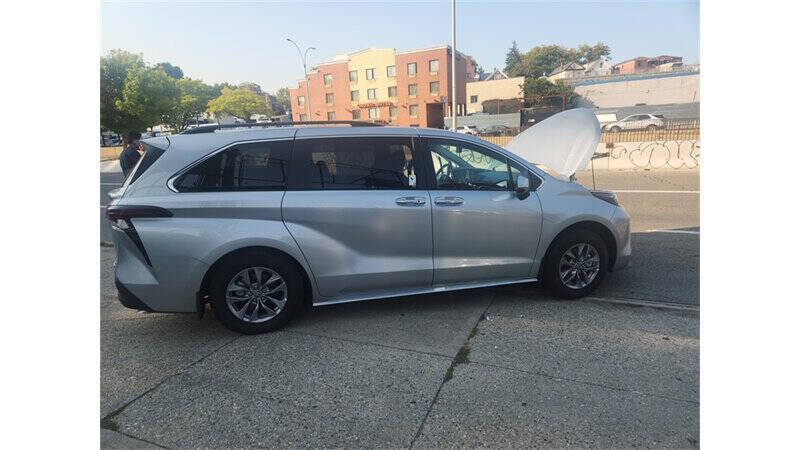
225, 267, 287, 323
558, 243, 601, 289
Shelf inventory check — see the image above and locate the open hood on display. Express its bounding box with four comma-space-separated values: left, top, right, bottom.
506, 108, 601, 179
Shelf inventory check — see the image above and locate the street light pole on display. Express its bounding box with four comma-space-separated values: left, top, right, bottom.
451, 0, 457, 131
287, 38, 315, 121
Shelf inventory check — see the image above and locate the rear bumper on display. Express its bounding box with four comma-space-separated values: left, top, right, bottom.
115, 277, 155, 312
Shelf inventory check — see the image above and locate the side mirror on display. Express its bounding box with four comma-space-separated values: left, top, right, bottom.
515, 175, 530, 200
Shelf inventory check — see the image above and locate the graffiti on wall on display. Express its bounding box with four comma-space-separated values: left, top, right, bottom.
596, 140, 700, 169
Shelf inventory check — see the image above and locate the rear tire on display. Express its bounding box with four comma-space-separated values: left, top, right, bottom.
543, 229, 608, 299
210, 250, 303, 334
646, 124, 658, 131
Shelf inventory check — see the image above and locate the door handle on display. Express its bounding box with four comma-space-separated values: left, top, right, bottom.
395, 196, 426, 206
434, 196, 464, 206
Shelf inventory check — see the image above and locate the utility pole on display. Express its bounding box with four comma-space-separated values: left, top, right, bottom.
287, 38, 315, 121
450, 0, 457, 131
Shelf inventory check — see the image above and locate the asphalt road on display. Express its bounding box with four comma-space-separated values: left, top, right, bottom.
100, 168, 699, 305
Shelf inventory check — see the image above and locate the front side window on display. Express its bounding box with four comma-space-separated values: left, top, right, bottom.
427, 139, 511, 191
349, 70, 358, 82
387, 65, 396, 77
430, 81, 440, 95
407, 62, 417, 76
173, 141, 291, 192
366, 68, 376, 80
367, 88, 377, 100
325, 93, 334, 105
291, 137, 416, 190
429, 59, 439, 73
323, 74, 333, 86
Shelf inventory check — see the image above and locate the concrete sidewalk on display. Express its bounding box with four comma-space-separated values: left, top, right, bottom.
101, 247, 698, 448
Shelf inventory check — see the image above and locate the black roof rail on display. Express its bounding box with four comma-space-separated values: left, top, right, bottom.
180, 120, 385, 134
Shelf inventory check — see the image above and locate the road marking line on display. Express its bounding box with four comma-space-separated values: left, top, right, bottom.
583, 296, 699, 311
647, 229, 700, 235
613, 190, 699, 193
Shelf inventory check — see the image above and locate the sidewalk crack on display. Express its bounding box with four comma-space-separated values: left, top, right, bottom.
408, 291, 496, 449
101, 335, 242, 435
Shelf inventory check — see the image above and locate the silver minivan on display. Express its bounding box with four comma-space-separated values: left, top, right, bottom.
108, 112, 630, 334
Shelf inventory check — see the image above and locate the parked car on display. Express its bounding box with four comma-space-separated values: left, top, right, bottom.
456, 125, 478, 135
108, 112, 630, 334
602, 114, 665, 132
480, 125, 514, 136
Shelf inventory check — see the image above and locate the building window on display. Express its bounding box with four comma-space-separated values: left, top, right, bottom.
407, 62, 417, 76
299, 114, 308, 121
351, 90, 359, 102
367, 88, 377, 100
408, 84, 417, 97
325, 93, 334, 105
388, 86, 397, 98
327, 111, 336, 121
297, 96, 306, 106
429, 59, 439, 73
389, 105, 397, 119
409, 104, 419, 118
349, 70, 358, 82
323, 74, 333, 87
368, 107, 379, 119
352, 109, 361, 120
429, 81, 440, 95
366, 68, 375, 80
470, 95, 478, 104
387, 65, 396, 77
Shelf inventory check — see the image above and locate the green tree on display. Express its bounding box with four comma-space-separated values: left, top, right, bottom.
517, 45, 572, 78
522, 77, 577, 106
207, 87, 271, 122
504, 41, 522, 76
115, 66, 181, 132
573, 42, 611, 64
100, 50, 145, 139
237, 82, 263, 94
162, 78, 216, 132
155, 62, 184, 79
273, 87, 291, 115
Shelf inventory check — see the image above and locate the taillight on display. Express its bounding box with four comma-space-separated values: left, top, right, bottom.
106, 206, 172, 266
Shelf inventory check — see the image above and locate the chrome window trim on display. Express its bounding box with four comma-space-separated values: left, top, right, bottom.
166, 137, 294, 193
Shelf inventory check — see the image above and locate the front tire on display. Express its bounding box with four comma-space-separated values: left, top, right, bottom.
209, 250, 303, 334
543, 229, 608, 299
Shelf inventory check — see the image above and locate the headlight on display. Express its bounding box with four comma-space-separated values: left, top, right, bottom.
590, 190, 619, 206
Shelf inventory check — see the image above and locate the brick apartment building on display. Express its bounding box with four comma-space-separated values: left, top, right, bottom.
289, 46, 476, 128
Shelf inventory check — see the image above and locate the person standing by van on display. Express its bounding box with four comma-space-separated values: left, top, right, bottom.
119, 131, 142, 177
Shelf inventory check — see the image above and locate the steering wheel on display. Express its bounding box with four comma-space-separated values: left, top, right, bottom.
435, 162, 451, 183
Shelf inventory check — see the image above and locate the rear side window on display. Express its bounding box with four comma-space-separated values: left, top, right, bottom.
125, 143, 165, 186
173, 141, 290, 192
290, 137, 416, 190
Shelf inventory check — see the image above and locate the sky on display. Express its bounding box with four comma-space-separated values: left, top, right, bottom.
101, 1, 699, 93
